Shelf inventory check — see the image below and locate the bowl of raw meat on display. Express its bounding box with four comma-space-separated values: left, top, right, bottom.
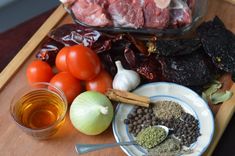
61, 0, 208, 35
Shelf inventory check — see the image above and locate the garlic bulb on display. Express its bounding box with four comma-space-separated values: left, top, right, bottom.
112, 61, 140, 91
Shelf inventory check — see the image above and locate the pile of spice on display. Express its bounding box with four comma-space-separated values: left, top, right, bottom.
153, 101, 183, 120
123, 100, 201, 153
173, 112, 200, 146
124, 106, 159, 137
148, 137, 181, 156
159, 112, 201, 146
136, 126, 167, 149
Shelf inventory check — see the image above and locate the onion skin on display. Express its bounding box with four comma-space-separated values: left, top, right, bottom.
70, 91, 114, 135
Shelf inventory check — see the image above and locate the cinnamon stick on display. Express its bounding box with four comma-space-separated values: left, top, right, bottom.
109, 89, 150, 103
106, 89, 150, 107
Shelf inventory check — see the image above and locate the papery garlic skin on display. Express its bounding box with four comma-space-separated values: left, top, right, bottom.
112, 61, 140, 91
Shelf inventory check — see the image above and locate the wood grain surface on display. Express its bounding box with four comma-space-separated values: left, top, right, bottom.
223, 0, 235, 5
0, 0, 235, 156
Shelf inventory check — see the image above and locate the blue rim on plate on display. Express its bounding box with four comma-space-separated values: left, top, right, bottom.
112, 82, 214, 156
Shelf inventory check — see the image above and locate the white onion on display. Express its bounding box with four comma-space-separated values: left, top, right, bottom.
70, 91, 113, 135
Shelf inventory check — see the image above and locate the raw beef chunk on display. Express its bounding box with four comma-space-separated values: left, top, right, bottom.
143, 0, 170, 29
71, 0, 111, 26
62, 0, 195, 29
108, 0, 144, 28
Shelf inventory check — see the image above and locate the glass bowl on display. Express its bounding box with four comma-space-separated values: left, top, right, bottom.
10, 82, 67, 139
63, 0, 208, 36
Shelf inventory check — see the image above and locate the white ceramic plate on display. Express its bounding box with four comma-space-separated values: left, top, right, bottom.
112, 82, 214, 156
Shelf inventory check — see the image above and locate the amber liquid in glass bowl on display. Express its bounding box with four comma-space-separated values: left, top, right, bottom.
10, 83, 67, 139
16, 90, 65, 129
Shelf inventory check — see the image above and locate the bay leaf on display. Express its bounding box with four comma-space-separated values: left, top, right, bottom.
210, 91, 233, 104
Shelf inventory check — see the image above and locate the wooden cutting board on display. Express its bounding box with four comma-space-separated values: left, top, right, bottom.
0, 0, 235, 155
223, 0, 235, 5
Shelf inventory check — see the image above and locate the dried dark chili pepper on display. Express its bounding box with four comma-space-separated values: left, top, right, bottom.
49, 24, 101, 47
36, 39, 64, 66
157, 49, 215, 86
125, 34, 149, 56
124, 46, 138, 69
136, 55, 162, 81
98, 53, 117, 77
197, 16, 235, 73
48, 24, 127, 53
134, 46, 217, 87
156, 38, 201, 56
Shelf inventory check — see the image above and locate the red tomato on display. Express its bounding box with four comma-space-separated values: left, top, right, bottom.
55, 46, 69, 72
66, 45, 101, 80
86, 70, 112, 93
26, 60, 54, 84
50, 72, 82, 104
